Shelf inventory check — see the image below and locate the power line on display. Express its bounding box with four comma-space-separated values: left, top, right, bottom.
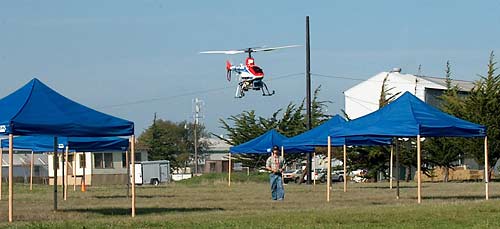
97, 72, 304, 109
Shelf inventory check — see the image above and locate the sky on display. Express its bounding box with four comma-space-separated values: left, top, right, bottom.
1, 1, 499, 137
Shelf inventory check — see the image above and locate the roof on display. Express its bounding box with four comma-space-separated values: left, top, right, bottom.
0, 78, 134, 137
418, 75, 475, 92
202, 137, 231, 152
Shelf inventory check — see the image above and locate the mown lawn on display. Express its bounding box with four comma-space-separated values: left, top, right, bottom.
0, 173, 499, 228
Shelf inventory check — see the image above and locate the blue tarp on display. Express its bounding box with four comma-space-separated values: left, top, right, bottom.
282, 115, 392, 152
0, 78, 134, 137
230, 129, 288, 154
1, 136, 129, 152
331, 91, 486, 138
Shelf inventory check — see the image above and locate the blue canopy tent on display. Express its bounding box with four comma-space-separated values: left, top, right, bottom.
230, 129, 288, 154
330, 92, 487, 203
0, 136, 129, 196
228, 129, 288, 186
1, 136, 129, 153
282, 114, 392, 197
282, 115, 392, 152
0, 78, 136, 221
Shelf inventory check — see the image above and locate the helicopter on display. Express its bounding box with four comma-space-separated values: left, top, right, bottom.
200, 45, 300, 98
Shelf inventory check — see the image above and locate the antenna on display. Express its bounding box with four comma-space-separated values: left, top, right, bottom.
192, 98, 204, 174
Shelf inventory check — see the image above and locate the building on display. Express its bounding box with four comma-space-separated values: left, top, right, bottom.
48, 150, 147, 186
0, 151, 48, 183
201, 137, 231, 173
344, 68, 474, 119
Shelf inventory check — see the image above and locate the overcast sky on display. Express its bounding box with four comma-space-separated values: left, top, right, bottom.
1, 1, 499, 136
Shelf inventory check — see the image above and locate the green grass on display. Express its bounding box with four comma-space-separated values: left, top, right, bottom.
0, 177, 499, 228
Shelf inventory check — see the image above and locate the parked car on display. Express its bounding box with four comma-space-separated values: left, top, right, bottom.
283, 169, 302, 184
303, 168, 327, 183
331, 170, 345, 182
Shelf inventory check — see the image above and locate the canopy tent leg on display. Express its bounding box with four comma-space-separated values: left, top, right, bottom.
485, 136, 489, 200
126, 150, 130, 198
130, 135, 136, 217
327, 136, 331, 202
64, 147, 68, 200
228, 152, 231, 187
30, 151, 34, 191
0, 140, 2, 200
73, 153, 76, 191
281, 146, 285, 189
417, 135, 422, 204
313, 152, 316, 187
395, 139, 400, 199
8, 134, 13, 222
343, 145, 347, 192
390, 145, 393, 189
53, 137, 58, 211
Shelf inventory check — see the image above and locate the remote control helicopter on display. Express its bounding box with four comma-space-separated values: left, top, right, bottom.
200, 45, 299, 98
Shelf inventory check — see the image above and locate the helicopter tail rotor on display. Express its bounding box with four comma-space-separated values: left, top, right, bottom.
226, 60, 232, 81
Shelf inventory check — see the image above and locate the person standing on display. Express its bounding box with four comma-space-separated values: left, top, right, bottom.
266, 145, 285, 200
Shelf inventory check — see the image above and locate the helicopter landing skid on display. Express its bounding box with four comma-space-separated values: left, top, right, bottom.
235, 80, 275, 98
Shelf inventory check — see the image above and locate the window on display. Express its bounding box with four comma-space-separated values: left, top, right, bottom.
94, 153, 113, 169
121, 152, 142, 168
122, 153, 127, 168
79, 154, 86, 169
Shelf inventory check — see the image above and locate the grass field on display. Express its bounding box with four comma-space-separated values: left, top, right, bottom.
0, 173, 499, 228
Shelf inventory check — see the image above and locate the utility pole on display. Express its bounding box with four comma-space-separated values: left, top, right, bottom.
193, 98, 203, 174
305, 16, 312, 184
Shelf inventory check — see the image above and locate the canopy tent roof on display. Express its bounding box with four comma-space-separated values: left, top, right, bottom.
331, 92, 486, 138
0, 78, 134, 137
282, 115, 391, 152
1, 136, 129, 152
230, 129, 288, 154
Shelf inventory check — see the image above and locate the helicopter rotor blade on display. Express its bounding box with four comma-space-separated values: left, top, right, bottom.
252, 45, 301, 52
199, 50, 245, 55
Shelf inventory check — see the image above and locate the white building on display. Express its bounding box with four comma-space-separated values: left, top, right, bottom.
344, 68, 474, 119
48, 151, 147, 186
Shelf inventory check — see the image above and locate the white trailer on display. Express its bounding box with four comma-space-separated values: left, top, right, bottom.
132, 160, 170, 185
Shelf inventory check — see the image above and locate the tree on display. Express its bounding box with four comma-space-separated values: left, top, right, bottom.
219, 86, 331, 168
424, 61, 464, 182
137, 115, 209, 170
439, 52, 500, 180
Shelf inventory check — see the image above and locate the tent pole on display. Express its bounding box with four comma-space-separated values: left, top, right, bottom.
343, 145, 347, 192
53, 137, 58, 211
484, 136, 489, 200
30, 151, 34, 191
395, 138, 400, 199
8, 134, 13, 222
73, 153, 76, 191
228, 152, 231, 187
130, 135, 136, 217
313, 152, 316, 187
281, 146, 285, 188
327, 136, 331, 202
0, 140, 2, 200
126, 150, 130, 198
417, 135, 421, 204
64, 146, 68, 200
61, 149, 65, 201
390, 145, 393, 189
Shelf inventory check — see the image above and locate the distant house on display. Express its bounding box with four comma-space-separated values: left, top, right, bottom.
344, 68, 474, 119
0, 150, 48, 183
48, 150, 147, 186
201, 137, 231, 173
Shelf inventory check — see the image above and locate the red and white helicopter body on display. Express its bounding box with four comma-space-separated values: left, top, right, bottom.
201, 45, 299, 98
